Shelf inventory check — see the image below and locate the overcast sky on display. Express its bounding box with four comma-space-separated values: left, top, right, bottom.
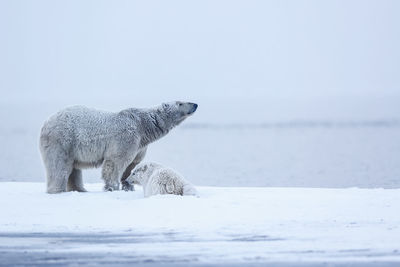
0, 0, 399, 116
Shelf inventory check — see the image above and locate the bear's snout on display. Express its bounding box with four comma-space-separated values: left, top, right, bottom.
188, 103, 198, 114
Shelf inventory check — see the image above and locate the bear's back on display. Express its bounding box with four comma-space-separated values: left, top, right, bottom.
147, 168, 185, 195
42, 106, 117, 138
40, 106, 123, 157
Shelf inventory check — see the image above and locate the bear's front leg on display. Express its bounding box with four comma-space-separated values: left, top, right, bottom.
120, 147, 147, 191
121, 161, 137, 191
121, 180, 135, 192
101, 160, 121, 191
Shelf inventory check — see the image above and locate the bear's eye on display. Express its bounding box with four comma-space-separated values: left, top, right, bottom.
178, 103, 183, 107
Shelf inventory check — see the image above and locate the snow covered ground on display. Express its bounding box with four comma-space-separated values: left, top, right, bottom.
1, 182, 399, 265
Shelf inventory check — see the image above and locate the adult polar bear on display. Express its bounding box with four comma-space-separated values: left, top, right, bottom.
39, 101, 198, 193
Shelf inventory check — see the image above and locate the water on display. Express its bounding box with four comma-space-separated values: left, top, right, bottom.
149, 122, 400, 188
1, 102, 399, 188
0, 232, 398, 266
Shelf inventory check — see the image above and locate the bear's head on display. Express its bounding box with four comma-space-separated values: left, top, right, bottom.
159, 101, 198, 127
129, 162, 160, 185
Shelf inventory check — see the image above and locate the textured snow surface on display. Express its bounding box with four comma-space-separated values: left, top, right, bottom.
1, 182, 399, 264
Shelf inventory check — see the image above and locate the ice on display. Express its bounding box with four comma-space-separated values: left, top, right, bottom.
0, 182, 399, 263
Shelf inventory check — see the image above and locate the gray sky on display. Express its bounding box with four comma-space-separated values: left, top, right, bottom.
0, 0, 399, 119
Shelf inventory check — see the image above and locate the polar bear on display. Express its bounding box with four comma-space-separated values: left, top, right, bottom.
126, 162, 198, 197
39, 102, 198, 193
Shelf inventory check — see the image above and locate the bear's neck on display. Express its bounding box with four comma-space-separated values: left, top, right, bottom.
139, 108, 174, 148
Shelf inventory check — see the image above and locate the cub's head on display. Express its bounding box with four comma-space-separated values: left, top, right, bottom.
160, 101, 198, 126
129, 162, 161, 185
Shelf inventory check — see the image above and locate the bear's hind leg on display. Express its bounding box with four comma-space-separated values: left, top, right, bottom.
67, 168, 87, 192
43, 151, 73, 194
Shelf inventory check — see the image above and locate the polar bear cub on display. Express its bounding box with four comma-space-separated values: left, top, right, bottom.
126, 162, 197, 197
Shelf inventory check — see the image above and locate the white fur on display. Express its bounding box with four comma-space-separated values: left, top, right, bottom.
39, 102, 198, 193
126, 162, 198, 197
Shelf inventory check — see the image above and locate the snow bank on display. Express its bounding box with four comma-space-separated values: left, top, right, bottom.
1, 182, 399, 263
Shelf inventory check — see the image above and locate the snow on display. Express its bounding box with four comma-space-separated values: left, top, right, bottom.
1, 182, 399, 263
